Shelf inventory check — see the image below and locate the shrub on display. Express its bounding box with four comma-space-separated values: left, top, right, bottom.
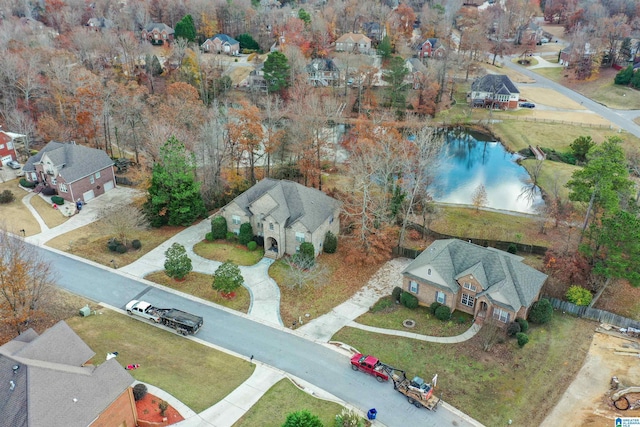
391, 286, 403, 302
107, 238, 121, 252
334, 408, 365, 427
116, 244, 127, 254
429, 301, 442, 315
529, 298, 553, 324
213, 261, 243, 294
238, 222, 253, 245
283, 410, 323, 427
42, 187, 58, 196
132, 239, 142, 249
211, 216, 227, 239
516, 317, 529, 333
158, 400, 168, 416
434, 305, 451, 321
226, 232, 236, 241
400, 291, 419, 309
247, 241, 257, 251
205, 232, 214, 241
371, 297, 394, 313
507, 243, 517, 254
455, 315, 467, 324
516, 332, 529, 348
566, 285, 593, 306
20, 178, 36, 188
507, 321, 521, 337
299, 242, 315, 260
323, 231, 338, 254
164, 243, 192, 280
0, 190, 15, 204
51, 196, 65, 205
133, 383, 147, 401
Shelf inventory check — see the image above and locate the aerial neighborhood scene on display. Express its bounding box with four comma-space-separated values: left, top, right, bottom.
1, 0, 640, 425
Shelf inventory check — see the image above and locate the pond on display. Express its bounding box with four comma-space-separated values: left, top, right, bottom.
428, 129, 544, 214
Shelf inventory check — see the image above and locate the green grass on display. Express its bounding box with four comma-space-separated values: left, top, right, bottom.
193, 240, 264, 266
233, 379, 347, 427
356, 296, 473, 337
578, 80, 640, 110
521, 159, 580, 202
332, 313, 594, 427
145, 271, 251, 313
67, 310, 254, 413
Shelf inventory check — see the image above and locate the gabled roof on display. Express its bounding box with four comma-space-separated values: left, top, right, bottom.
22, 141, 113, 183
402, 239, 547, 312
143, 22, 174, 34
420, 38, 441, 49
336, 32, 371, 44
471, 74, 519, 95
211, 34, 239, 45
0, 321, 134, 427
228, 178, 341, 233
306, 58, 340, 73
405, 58, 427, 74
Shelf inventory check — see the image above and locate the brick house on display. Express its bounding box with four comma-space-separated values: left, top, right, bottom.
201, 34, 240, 55
219, 178, 341, 259
405, 58, 428, 89
417, 38, 445, 59
0, 321, 137, 427
559, 42, 595, 68
22, 141, 116, 203
141, 22, 174, 45
402, 239, 547, 325
335, 33, 372, 54
0, 131, 21, 165
470, 74, 520, 109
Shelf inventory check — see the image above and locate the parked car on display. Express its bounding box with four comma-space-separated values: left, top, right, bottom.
520, 102, 535, 108
6, 160, 21, 169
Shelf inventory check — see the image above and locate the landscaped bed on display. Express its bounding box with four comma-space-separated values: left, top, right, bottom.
145, 271, 251, 313
67, 309, 254, 413
332, 313, 594, 427
193, 240, 264, 266
355, 296, 474, 337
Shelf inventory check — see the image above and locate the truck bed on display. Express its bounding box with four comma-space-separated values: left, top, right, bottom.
161, 309, 203, 329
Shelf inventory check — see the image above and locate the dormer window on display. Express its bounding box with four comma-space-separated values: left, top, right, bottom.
463, 282, 477, 292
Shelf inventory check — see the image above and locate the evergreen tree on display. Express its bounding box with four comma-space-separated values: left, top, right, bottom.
632, 68, 640, 89
384, 56, 408, 110
263, 51, 290, 93
213, 261, 243, 294
236, 33, 260, 51
298, 8, 311, 25
378, 36, 392, 59
614, 65, 634, 85
569, 135, 595, 163
144, 136, 207, 227
175, 15, 196, 42
164, 243, 192, 280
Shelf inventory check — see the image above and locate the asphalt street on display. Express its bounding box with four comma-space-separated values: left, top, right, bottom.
501, 59, 640, 138
37, 245, 479, 427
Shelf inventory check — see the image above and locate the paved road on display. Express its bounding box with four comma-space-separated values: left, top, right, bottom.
501, 59, 640, 138
39, 245, 479, 427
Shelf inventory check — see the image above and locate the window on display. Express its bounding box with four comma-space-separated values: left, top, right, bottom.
461, 293, 474, 308
95, 171, 101, 179
493, 308, 510, 323
59, 183, 68, 193
427, 268, 431, 275
436, 291, 445, 304
463, 282, 477, 292
329, 215, 334, 224
90, 176, 95, 184
269, 223, 274, 230
0, 144, 4, 149
233, 228, 240, 235
295, 232, 305, 243
51, 178, 57, 185
7, 141, 12, 149
232, 215, 241, 225
409, 280, 418, 293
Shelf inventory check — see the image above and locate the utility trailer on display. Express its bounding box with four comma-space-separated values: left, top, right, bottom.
391, 371, 441, 411
125, 300, 203, 335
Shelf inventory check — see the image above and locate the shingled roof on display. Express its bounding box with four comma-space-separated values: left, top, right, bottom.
230, 178, 341, 233
143, 22, 174, 34
0, 321, 134, 427
402, 239, 547, 312
471, 74, 519, 96
22, 141, 113, 184
211, 33, 239, 44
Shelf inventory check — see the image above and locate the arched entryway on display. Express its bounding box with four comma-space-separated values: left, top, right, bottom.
476, 301, 489, 323
266, 237, 279, 258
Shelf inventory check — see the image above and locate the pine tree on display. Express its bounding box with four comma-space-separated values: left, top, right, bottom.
263, 51, 290, 93
175, 15, 196, 42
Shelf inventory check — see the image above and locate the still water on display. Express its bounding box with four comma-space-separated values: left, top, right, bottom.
429, 129, 544, 214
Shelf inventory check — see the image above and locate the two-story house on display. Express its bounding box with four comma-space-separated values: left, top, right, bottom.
470, 74, 520, 109
201, 34, 240, 55
335, 33, 372, 54
306, 58, 341, 86
141, 23, 174, 45
417, 38, 445, 59
0, 131, 22, 165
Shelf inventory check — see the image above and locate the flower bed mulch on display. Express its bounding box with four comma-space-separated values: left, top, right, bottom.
136, 392, 185, 425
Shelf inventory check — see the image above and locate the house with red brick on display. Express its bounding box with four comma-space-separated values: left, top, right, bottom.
0, 321, 137, 427
141, 23, 174, 45
417, 38, 445, 59
470, 74, 520, 109
22, 141, 116, 203
201, 34, 240, 55
0, 131, 20, 165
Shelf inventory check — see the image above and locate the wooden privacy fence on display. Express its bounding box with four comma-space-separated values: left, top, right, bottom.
547, 297, 640, 330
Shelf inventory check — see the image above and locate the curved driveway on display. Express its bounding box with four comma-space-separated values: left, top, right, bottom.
501, 59, 640, 138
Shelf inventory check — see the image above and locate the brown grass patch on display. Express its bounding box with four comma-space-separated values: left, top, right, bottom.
0, 182, 41, 235
517, 87, 586, 110
46, 221, 183, 267
593, 279, 640, 321
145, 271, 250, 313
480, 63, 535, 84
30, 194, 69, 228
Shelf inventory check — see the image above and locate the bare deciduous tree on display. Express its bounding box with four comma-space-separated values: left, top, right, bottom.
283, 256, 329, 290
98, 205, 149, 246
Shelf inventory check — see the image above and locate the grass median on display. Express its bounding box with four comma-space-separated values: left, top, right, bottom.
67, 309, 254, 413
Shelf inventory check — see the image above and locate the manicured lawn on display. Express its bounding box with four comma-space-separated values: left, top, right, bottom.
193, 240, 264, 266
356, 296, 474, 337
67, 309, 254, 413
0, 181, 40, 236
46, 221, 183, 267
521, 159, 580, 202
332, 313, 594, 427
269, 247, 384, 328
145, 271, 250, 313
30, 194, 68, 228
233, 379, 348, 427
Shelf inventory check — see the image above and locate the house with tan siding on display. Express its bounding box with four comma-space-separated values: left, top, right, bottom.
402, 239, 547, 326
0, 321, 137, 427
220, 178, 341, 259
335, 33, 372, 54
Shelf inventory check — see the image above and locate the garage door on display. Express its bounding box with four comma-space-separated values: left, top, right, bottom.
103, 180, 114, 192
83, 190, 95, 202
1, 155, 12, 165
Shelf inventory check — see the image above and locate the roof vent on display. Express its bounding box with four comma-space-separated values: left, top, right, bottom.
73, 398, 78, 403
9, 381, 15, 391
12, 365, 19, 374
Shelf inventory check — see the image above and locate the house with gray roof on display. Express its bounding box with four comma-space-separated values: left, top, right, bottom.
202, 34, 240, 55
141, 22, 174, 45
219, 178, 341, 259
470, 74, 520, 109
22, 141, 116, 203
306, 58, 341, 86
402, 239, 547, 325
0, 321, 137, 427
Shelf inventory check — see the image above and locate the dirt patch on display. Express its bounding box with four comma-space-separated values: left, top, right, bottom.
541, 331, 640, 426
136, 392, 184, 425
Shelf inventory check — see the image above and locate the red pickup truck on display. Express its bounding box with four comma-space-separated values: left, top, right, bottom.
350, 353, 389, 382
